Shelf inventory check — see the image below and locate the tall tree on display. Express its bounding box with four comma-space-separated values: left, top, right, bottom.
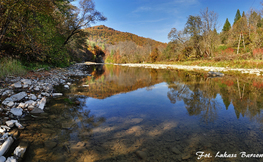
242, 11, 246, 17
234, 9, 241, 24
184, 15, 203, 58
222, 18, 231, 31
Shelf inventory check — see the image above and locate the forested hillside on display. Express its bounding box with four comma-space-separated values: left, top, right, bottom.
85, 25, 167, 63
85, 25, 165, 47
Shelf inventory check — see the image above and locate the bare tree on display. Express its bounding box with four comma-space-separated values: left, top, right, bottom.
200, 7, 219, 57
168, 28, 189, 46
63, 0, 106, 45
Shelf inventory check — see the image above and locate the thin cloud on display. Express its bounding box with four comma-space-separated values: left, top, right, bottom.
137, 18, 168, 23
132, 6, 152, 13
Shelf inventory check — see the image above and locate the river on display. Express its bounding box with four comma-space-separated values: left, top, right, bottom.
24, 64, 263, 162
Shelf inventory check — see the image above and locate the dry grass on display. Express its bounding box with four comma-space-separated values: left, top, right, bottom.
0, 57, 27, 79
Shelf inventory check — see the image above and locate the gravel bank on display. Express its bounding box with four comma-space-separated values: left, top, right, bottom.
114, 63, 263, 76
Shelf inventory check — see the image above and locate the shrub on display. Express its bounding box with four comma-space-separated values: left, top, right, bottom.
253, 48, 263, 60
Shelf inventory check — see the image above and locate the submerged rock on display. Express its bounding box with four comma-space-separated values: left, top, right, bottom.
44, 141, 57, 149
30, 108, 44, 114
52, 93, 63, 97
207, 71, 224, 77
135, 151, 147, 159
171, 147, 181, 154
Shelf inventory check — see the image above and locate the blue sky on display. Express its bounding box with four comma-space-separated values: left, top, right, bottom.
90, 0, 262, 43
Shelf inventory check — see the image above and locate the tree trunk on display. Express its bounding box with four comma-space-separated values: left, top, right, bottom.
242, 33, 245, 49
237, 33, 241, 54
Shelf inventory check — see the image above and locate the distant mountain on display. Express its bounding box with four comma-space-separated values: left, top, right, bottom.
84, 25, 166, 47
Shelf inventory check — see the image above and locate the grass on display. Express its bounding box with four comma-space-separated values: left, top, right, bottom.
153, 59, 263, 69
0, 58, 27, 79
22, 62, 51, 71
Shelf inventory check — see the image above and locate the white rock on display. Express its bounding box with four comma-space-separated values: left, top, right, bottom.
2, 92, 27, 105
10, 108, 23, 116
14, 145, 26, 158
0, 156, 6, 162
28, 105, 35, 110
23, 84, 28, 88
2, 90, 13, 96
52, 93, 63, 97
28, 94, 37, 100
5, 156, 16, 162
9, 92, 27, 101
38, 94, 42, 99
13, 82, 22, 88
34, 86, 40, 91
64, 85, 69, 89
0, 137, 14, 156
7, 101, 14, 107
21, 79, 31, 85
6, 120, 17, 127
38, 97, 46, 110
25, 100, 34, 105
18, 103, 26, 108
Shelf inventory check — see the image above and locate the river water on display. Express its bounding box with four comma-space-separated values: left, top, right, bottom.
24, 64, 263, 162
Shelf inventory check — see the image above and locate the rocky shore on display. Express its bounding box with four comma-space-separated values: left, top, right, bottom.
115, 63, 263, 76
0, 63, 91, 161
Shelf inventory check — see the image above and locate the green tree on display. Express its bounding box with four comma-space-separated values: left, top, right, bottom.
184, 15, 203, 58
222, 18, 231, 32
234, 9, 241, 24
242, 11, 245, 17
184, 15, 202, 37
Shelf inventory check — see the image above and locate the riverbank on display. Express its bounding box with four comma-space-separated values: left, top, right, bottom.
0, 63, 91, 161
110, 63, 263, 76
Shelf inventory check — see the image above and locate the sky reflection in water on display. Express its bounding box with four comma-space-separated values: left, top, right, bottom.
26, 65, 263, 162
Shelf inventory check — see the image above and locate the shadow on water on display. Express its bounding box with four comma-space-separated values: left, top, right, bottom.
24, 64, 263, 161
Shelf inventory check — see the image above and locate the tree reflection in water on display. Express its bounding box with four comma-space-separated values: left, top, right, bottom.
167, 82, 219, 123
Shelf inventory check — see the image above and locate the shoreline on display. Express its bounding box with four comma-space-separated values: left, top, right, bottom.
84, 61, 263, 75
109, 63, 263, 76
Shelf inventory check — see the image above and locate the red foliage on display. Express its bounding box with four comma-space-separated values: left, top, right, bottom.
253, 48, 263, 59
252, 81, 263, 89
224, 48, 234, 54
221, 80, 234, 86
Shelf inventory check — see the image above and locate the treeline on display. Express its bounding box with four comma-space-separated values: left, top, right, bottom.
96, 5, 263, 64
0, 0, 105, 67
165, 7, 263, 62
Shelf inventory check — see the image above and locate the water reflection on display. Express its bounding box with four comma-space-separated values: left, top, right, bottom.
25, 64, 263, 161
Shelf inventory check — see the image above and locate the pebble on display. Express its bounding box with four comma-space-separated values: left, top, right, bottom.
135, 151, 147, 159
171, 147, 181, 154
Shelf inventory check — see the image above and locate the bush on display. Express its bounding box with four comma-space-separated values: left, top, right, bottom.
253, 48, 263, 60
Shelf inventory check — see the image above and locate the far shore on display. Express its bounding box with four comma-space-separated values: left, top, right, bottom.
84, 62, 263, 76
